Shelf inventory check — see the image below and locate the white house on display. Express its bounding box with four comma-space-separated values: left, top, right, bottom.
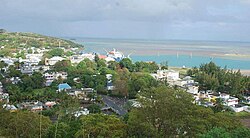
70, 53, 95, 64
44, 72, 68, 86
225, 97, 239, 106
74, 108, 90, 117
186, 86, 199, 94
45, 56, 65, 66
151, 69, 179, 81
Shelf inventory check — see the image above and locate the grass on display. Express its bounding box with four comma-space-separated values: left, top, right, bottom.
169, 66, 189, 78
233, 111, 250, 119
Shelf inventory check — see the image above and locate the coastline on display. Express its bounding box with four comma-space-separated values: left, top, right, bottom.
169, 66, 250, 76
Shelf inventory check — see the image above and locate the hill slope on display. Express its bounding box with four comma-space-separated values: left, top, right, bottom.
0, 31, 83, 56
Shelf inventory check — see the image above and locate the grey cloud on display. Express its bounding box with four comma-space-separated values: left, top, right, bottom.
1, 0, 250, 41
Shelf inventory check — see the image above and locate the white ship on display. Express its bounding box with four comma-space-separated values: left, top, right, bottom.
106, 49, 125, 62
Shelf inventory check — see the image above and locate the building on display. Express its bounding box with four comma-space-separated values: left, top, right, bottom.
151, 69, 179, 81
106, 74, 114, 91
70, 53, 95, 64
67, 89, 90, 101
74, 108, 90, 117
44, 72, 68, 81
58, 83, 71, 92
45, 56, 65, 66
186, 86, 199, 94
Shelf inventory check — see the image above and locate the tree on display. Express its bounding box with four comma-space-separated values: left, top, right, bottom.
54, 60, 72, 72
47, 48, 64, 57
46, 122, 71, 138
108, 61, 119, 70
7, 65, 21, 77
88, 104, 101, 113
0, 110, 51, 138
196, 72, 219, 91
160, 61, 168, 70
119, 58, 134, 72
127, 86, 241, 137
199, 127, 250, 138
128, 73, 158, 98
198, 127, 230, 138
75, 114, 127, 138
0, 61, 7, 69
6, 84, 22, 103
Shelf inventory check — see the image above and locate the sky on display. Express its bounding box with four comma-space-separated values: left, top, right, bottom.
1, 0, 250, 41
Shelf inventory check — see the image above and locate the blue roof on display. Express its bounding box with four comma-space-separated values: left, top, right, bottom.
58, 83, 71, 90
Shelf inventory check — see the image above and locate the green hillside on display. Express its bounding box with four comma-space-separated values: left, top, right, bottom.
0, 30, 83, 57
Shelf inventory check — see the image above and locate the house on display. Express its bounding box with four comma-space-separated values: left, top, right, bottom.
10, 77, 21, 84
45, 56, 65, 66
151, 69, 180, 81
44, 72, 68, 86
44, 72, 68, 80
0, 58, 15, 66
107, 82, 114, 91
0, 92, 9, 103
45, 101, 56, 108
230, 104, 245, 112
18, 101, 43, 111
81, 88, 94, 93
106, 74, 114, 91
58, 83, 71, 92
219, 93, 230, 100
3, 104, 17, 111
174, 76, 195, 87
74, 108, 90, 117
70, 53, 95, 64
225, 97, 239, 106
186, 86, 199, 94
19, 57, 41, 66
67, 89, 90, 101
26, 54, 43, 60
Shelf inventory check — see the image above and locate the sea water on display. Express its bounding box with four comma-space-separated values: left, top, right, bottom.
73, 38, 250, 69
131, 55, 250, 70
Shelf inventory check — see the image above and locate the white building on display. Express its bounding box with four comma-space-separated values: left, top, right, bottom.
74, 108, 89, 117
45, 56, 65, 66
186, 86, 199, 94
151, 69, 180, 81
70, 53, 95, 64
44, 72, 68, 86
225, 97, 239, 106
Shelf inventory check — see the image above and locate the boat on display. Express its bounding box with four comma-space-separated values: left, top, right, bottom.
106, 49, 125, 62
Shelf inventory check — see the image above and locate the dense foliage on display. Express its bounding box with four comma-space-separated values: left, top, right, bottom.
187, 62, 250, 95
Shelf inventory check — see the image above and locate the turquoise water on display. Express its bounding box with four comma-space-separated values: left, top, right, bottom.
72, 38, 250, 69
131, 55, 250, 70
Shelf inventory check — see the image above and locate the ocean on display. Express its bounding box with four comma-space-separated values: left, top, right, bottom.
72, 38, 250, 70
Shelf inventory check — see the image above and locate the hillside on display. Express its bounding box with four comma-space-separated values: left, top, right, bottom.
0, 30, 83, 57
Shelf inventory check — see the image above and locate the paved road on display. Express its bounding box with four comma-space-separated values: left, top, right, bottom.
101, 95, 127, 116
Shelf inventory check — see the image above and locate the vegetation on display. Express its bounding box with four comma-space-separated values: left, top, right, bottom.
187, 62, 250, 95
0, 108, 51, 138
1, 40, 250, 138
127, 86, 242, 137
0, 31, 83, 57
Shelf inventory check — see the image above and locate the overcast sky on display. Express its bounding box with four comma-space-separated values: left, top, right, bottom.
1, 0, 250, 41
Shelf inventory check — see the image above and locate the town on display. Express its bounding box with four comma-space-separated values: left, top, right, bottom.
1, 31, 250, 137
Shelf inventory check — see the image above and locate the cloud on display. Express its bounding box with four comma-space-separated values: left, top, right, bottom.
1, 0, 250, 41
1, 0, 249, 23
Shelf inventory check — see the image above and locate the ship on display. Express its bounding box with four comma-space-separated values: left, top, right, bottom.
105, 49, 125, 62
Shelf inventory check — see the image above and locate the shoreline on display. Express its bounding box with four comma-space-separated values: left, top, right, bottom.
169, 66, 250, 76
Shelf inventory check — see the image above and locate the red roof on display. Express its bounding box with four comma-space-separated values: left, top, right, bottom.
98, 55, 107, 59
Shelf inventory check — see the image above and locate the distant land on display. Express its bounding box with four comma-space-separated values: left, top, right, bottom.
0, 29, 83, 57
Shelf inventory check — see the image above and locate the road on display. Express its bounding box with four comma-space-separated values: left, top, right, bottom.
101, 95, 127, 116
